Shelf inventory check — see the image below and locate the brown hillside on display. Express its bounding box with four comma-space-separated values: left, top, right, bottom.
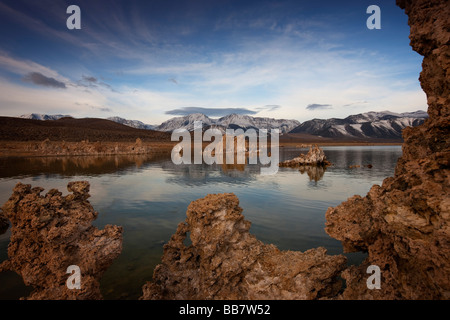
0, 116, 171, 142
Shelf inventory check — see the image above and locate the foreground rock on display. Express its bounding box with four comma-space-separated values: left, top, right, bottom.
141, 193, 346, 300
325, 0, 450, 299
279, 145, 331, 167
0, 181, 123, 300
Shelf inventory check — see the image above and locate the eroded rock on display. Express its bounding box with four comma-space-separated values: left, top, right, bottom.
0, 181, 123, 300
141, 193, 346, 300
325, 0, 450, 299
279, 145, 331, 167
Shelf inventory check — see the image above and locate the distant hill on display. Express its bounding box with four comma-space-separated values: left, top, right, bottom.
288, 111, 428, 140
0, 116, 171, 142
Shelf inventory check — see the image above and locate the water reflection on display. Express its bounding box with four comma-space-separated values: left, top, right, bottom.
0, 146, 402, 299
298, 165, 326, 182
0, 154, 170, 178
161, 158, 261, 186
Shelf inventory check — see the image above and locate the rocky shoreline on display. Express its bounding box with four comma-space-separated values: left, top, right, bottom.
0, 138, 175, 157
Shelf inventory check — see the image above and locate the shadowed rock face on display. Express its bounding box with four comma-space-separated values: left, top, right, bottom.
325, 0, 450, 299
0, 212, 8, 234
0, 181, 123, 300
141, 193, 347, 300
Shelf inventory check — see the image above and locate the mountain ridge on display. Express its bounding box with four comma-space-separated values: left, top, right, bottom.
289, 110, 428, 140
18, 110, 428, 140
156, 113, 301, 133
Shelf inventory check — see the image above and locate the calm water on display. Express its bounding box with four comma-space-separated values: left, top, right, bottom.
0, 145, 402, 299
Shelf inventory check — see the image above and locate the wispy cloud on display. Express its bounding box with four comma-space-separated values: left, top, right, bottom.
22, 72, 66, 89
166, 107, 257, 117
75, 75, 117, 92
306, 103, 332, 110
256, 105, 281, 112
342, 100, 368, 107
75, 102, 112, 113
0, 1, 427, 124
0, 51, 61, 78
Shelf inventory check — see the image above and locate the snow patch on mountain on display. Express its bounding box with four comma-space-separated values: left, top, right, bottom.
20, 113, 72, 121
107, 116, 156, 130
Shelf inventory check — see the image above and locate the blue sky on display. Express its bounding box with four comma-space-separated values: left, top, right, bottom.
0, 0, 426, 124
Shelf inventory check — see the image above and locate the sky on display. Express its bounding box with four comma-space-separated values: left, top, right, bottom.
0, 0, 427, 125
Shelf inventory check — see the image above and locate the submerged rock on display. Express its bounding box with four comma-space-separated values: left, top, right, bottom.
325, 0, 450, 299
141, 193, 346, 300
279, 145, 331, 167
0, 181, 123, 300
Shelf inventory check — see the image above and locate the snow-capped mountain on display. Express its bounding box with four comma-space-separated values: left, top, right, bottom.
107, 116, 155, 130
217, 114, 300, 133
289, 110, 428, 139
157, 113, 214, 132
156, 113, 300, 134
20, 113, 72, 120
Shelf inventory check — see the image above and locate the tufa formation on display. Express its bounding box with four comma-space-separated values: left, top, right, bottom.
325, 0, 450, 299
0, 181, 123, 300
141, 193, 347, 300
279, 145, 332, 167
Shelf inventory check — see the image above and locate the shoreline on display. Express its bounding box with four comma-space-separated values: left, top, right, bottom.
0, 140, 402, 158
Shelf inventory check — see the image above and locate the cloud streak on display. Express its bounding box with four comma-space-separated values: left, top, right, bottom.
166, 107, 257, 117
22, 72, 66, 89
306, 103, 332, 110
256, 105, 281, 112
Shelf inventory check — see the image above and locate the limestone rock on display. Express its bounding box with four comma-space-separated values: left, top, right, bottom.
279, 145, 331, 167
325, 0, 450, 299
0, 181, 123, 300
141, 193, 346, 300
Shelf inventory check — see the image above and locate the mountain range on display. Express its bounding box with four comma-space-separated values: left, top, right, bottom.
19, 110, 428, 141
156, 113, 301, 134
289, 110, 428, 140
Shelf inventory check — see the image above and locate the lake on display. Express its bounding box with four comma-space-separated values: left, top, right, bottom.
0, 145, 402, 299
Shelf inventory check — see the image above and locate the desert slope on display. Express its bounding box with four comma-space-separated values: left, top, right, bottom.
0, 116, 171, 142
